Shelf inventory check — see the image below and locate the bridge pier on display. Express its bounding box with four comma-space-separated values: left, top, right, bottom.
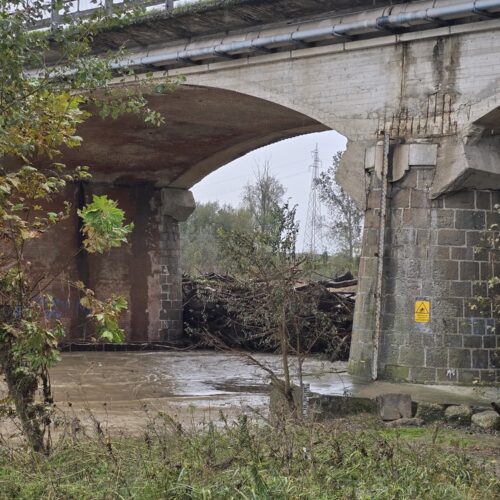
348, 141, 500, 385
53, 184, 194, 344
158, 188, 195, 342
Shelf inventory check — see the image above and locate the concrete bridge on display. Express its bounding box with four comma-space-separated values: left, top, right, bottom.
41, 0, 500, 385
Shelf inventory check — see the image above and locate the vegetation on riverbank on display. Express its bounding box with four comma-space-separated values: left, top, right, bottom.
0, 414, 498, 499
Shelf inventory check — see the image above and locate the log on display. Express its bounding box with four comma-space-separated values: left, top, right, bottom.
182, 274, 356, 361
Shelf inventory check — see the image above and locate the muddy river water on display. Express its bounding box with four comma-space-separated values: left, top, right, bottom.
46, 351, 351, 431
1, 351, 498, 434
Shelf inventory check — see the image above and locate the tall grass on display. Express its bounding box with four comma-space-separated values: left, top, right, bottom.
0, 412, 498, 499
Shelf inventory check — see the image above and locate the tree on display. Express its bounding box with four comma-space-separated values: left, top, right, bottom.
0, 1, 172, 453
180, 202, 253, 275
242, 162, 285, 240
217, 204, 333, 418
316, 152, 363, 265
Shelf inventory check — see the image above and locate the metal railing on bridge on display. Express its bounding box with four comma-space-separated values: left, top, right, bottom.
26, 0, 194, 29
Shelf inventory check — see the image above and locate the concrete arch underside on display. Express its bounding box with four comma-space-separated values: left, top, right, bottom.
62, 85, 330, 189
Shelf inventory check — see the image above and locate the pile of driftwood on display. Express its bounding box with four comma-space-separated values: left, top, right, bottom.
182, 273, 356, 361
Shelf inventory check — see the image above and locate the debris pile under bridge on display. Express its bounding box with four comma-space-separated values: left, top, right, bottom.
182, 273, 356, 361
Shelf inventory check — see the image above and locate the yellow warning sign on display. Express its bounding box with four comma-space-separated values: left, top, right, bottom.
415, 300, 430, 323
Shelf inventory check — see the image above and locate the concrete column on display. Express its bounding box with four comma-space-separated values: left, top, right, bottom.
349, 143, 499, 385
158, 188, 195, 342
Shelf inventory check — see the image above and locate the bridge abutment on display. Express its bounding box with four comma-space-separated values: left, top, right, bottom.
349, 146, 499, 385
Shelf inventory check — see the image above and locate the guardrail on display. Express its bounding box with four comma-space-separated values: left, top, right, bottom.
33, 0, 185, 29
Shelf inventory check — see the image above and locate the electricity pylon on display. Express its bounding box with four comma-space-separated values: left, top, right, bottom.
303, 144, 325, 255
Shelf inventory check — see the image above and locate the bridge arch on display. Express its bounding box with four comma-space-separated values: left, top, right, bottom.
62, 84, 332, 189
52, 83, 346, 347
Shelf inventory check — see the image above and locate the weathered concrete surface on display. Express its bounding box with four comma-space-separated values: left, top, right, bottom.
377, 393, 413, 421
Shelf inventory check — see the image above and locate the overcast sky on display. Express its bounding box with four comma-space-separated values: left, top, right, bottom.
191, 131, 347, 252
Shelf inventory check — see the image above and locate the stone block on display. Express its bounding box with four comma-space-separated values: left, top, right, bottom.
415, 402, 445, 422
377, 393, 413, 421
409, 367, 436, 383
417, 168, 437, 190
409, 143, 438, 167
475, 191, 492, 211
444, 405, 473, 426
425, 348, 447, 368
472, 350, 489, 369
308, 395, 378, 421
472, 281, 487, 297
391, 188, 410, 208
437, 368, 458, 383
483, 336, 496, 348
486, 210, 500, 228
403, 208, 429, 229
471, 411, 500, 430
392, 145, 410, 182
489, 349, 500, 368
448, 282, 470, 299
399, 346, 424, 366
450, 247, 473, 260
464, 298, 492, 318
431, 297, 464, 321
432, 260, 459, 281
480, 370, 497, 383
398, 169, 418, 189
385, 417, 424, 428
415, 229, 430, 246
430, 246, 450, 259
455, 210, 486, 230
379, 343, 400, 364
161, 188, 195, 222
432, 318, 458, 335
492, 191, 500, 209
463, 336, 482, 348
382, 365, 409, 381
410, 190, 429, 209
432, 209, 455, 229
458, 369, 480, 384
449, 349, 471, 369
437, 229, 465, 246
392, 228, 415, 246
473, 247, 490, 261
459, 261, 480, 281
444, 191, 475, 209
423, 334, 444, 348
367, 189, 382, 209
480, 262, 493, 281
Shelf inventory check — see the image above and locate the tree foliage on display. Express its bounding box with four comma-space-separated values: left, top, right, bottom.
242, 162, 285, 240
0, 1, 171, 453
180, 202, 253, 275
315, 152, 363, 265
182, 168, 286, 276
472, 203, 500, 373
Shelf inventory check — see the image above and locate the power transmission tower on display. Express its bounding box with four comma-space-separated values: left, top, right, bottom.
303, 144, 325, 255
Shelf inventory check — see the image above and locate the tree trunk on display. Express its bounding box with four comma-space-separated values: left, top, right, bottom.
2, 354, 50, 454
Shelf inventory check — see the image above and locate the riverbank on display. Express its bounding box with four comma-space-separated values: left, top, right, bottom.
0, 415, 498, 499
